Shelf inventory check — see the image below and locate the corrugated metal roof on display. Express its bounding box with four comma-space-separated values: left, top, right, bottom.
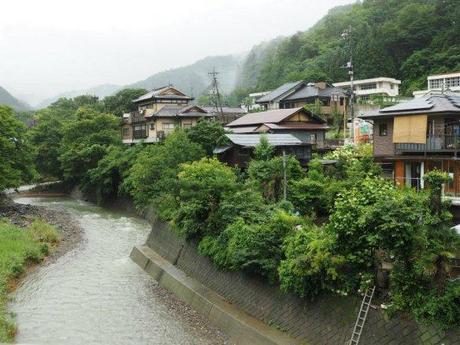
256, 81, 304, 103
360, 93, 460, 119
225, 134, 304, 147
226, 108, 304, 127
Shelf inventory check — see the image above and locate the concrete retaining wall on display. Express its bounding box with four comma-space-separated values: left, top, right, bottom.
140, 212, 460, 345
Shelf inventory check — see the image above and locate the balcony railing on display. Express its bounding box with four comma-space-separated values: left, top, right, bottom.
395, 135, 460, 154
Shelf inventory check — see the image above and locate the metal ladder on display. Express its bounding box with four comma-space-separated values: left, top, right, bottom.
349, 286, 376, 345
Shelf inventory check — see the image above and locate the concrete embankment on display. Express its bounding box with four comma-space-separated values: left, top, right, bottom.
134, 208, 460, 345
131, 245, 299, 345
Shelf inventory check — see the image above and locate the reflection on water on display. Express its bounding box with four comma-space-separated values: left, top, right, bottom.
10, 197, 216, 345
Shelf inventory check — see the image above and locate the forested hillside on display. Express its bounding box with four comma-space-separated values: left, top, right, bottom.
0, 86, 31, 111
236, 0, 460, 96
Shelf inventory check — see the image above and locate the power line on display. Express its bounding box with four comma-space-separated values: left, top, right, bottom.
208, 68, 224, 122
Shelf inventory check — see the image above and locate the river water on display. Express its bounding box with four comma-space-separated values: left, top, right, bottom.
10, 196, 224, 345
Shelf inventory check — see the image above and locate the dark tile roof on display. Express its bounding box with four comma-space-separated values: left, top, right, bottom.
256, 81, 305, 103
148, 105, 212, 118
360, 93, 460, 119
133, 86, 193, 103
259, 122, 330, 130
226, 107, 325, 127
283, 85, 346, 101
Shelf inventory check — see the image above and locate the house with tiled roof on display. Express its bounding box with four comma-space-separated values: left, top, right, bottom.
121, 86, 245, 144
255, 81, 348, 122
225, 107, 329, 149
360, 92, 460, 195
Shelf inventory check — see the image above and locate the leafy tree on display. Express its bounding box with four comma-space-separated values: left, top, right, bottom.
248, 137, 303, 201
82, 144, 145, 203
174, 158, 237, 238
0, 106, 36, 191
58, 108, 120, 184
124, 130, 205, 211
103, 88, 147, 117
186, 120, 228, 156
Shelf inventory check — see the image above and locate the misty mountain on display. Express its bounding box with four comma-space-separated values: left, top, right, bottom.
38, 55, 242, 109
126, 55, 241, 97
0, 86, 31, 111
37, 84, 122, 109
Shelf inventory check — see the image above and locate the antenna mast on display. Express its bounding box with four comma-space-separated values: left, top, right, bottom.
209, 68, 225, 122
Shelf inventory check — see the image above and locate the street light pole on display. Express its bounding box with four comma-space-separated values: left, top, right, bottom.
342, 26, 355, 143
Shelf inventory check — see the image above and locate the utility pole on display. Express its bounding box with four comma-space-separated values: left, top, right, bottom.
282, 149, 287, 201
342, 26, 355, 142
208, 68, 225, 122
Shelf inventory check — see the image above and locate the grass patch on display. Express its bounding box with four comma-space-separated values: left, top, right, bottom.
0, 219, 60, 342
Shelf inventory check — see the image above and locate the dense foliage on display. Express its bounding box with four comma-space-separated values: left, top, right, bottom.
235, 0, 460, 96
24, 93, 460, 330
0, 106, 35, 191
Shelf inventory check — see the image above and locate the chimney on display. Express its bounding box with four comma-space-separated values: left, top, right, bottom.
315, 82, 327, 90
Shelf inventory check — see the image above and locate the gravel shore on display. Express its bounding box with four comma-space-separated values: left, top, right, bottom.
0, 196, 83, 259
1, 194, 230, 344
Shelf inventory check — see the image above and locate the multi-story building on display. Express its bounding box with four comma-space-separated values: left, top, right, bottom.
333, 77, 401, 101
121, 86, 245, 144
413, 72, 460, 97
360, 92, 460, 195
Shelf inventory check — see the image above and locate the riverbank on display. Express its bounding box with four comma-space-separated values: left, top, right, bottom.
0, 195, 83, 342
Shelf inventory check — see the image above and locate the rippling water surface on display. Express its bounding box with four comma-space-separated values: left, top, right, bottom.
11, 197, 218, 345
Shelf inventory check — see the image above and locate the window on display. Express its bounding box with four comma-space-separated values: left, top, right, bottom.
149, 123, 155, 130
429, 78, 442, 89
340, 97, 344, 106
122, 127, 129, 137
182, 122, 193, 129
379, 123, 388, 136
360, 83, 377, 90
162, 123, 175, 131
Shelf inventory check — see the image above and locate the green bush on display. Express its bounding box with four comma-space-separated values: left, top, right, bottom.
124, 130, 205, 210
279, 224, 345, 297
174, 158, 237, 238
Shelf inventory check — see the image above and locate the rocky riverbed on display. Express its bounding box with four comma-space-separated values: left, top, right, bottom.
3, 194, 229, 345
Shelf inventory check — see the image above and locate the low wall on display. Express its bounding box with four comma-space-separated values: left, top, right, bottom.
143, 214, 460, 345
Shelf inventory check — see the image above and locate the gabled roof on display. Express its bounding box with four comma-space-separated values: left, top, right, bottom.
256, 122, 329, 131
133, 86, 193, 103
283, 84, 346, 101
226, 107, 325, 127
360, 93, 460, 119
148, 104, 212, 118
256, 81, 305, 103
225, 134, 305, 147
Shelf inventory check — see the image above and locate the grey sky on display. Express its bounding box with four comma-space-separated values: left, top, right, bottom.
1, 0, 353, 105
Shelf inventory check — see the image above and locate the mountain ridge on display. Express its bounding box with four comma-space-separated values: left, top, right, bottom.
0, 86, 32, 111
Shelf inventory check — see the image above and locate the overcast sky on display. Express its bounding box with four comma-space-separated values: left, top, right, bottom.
1, 0, 353, 105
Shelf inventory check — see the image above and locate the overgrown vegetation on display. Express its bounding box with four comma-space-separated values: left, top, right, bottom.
234, 0, 460, 97
12, 92, 460, 330
0, 219, 60, 342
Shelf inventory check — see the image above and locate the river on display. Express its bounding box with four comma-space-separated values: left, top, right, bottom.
10, 196, 226, 345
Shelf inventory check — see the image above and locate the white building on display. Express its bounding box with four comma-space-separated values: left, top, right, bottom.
333, 77, 401, 100
242, 91, 271, 112
413, 71, 460, 97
